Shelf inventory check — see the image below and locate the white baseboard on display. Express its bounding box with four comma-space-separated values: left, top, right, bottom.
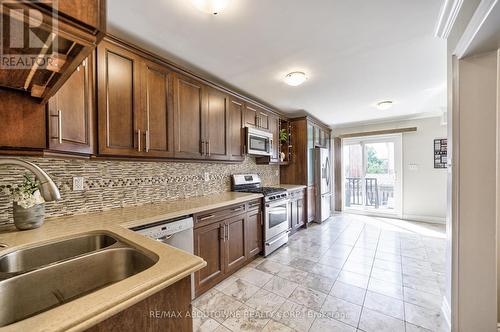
441, 296, 451, 332
403, 214, 447, 224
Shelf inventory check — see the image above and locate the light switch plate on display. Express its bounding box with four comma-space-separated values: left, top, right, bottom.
408, 164, 419, 171
72, 177, 84, 191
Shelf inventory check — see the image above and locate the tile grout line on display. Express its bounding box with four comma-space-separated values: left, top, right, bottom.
355, 223, 381, 330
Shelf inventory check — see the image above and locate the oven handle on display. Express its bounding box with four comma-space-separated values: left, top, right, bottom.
265, 199, 290, 208
266, 231, 290, 246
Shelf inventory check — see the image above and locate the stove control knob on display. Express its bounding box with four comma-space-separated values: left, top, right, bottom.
269, 196, 275, 200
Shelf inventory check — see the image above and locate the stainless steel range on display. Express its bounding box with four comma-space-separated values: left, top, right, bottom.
232, 174, 289, 256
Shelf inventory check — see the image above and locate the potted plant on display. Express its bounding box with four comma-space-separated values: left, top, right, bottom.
279, 128, 288, 143
12, 174, 46, 230
279, 129, 288, 162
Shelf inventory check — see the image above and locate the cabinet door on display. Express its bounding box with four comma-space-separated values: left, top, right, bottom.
288, 200, 296, 231
245, 209, 262, 258
225, 214, 247, 274
257, 111, 269, 130
142, 61, 174, 158
229, 98, 245, 161
194, 222, 225, 295
314, 126, 321, 147
244, 104, 258, 127
206, 87, 230, 160
97, 41, 142, 156
173, 73, 206, 159
297, 197, 305, 228
268, 115, 280, 162
307, 185, 316, 223
48, 57, 93, 154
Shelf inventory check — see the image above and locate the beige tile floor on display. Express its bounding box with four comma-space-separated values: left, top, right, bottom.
192, 213, 448, 332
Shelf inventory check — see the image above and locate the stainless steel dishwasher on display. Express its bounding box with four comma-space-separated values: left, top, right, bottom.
130, 215, 195, 298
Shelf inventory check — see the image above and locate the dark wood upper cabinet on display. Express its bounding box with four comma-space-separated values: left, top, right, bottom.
229, 98, 245, 161
173, 73, 206, 159
54, 0, 106, 31
48, 57, 93, 155
245, 103, 269, 130
97, 40, 142, 157
257, 111, 269, 130
205, 87, 230, 160
244, 104, 258, 127
269, 114, 280, 163
0, 1, 105, 102
141, 61, 174, 158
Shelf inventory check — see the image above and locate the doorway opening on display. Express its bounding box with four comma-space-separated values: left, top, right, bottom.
342, 134, 402, 217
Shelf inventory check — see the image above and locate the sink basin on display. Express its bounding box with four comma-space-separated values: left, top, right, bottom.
0, 233, 117, 273
0, 247, 157, 327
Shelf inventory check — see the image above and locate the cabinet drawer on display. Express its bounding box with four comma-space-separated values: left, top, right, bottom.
246, 199, 262, 211
288, 189, 305, 200
195, 203, 246, 227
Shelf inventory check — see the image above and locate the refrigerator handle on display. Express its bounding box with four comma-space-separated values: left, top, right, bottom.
325, 156, 331, 188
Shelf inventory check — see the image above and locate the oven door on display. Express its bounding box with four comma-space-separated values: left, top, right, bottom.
264, 199, 290, 240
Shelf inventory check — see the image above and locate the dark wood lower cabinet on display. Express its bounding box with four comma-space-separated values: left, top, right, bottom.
225, 214, 247, 274
307, 185, 316, 223
85, 276, 192, 332
193, 221, 225, 295
289, 188, 306, 234
245, 208, 262, 257
193, 201, 262, 297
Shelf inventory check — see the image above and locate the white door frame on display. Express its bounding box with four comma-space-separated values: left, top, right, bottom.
341, 133, 403, 219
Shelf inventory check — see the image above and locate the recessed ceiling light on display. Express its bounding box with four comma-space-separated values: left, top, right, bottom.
191, 0, 230, 15
376, 100, 394, 110
284, 72, 307, 86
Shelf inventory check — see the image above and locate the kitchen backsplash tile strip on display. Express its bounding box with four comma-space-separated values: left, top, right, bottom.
0, 157, 279, 226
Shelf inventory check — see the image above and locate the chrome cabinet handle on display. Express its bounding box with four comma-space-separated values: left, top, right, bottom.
137, 129, 141, 152
145, 130, 150, 152
225, 223, 229, 241
199, 214, 215, 221
57, 110, 62, 144
201, 140, 205, 155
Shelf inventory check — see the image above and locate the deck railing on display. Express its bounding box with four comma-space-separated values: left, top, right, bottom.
345, 177, 394, 209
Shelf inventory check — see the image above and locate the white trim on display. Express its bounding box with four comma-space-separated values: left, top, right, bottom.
454, 0, 499, 58
331, 111, 443, 129
435, 0, 465, 38
441, 296, 452, 331
402, 214, 447, 224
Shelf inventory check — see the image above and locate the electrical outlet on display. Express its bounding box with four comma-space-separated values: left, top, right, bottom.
203, 172, 210, 182
72, 177, 84, 191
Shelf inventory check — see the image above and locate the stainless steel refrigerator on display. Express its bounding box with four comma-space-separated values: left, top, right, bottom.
314, 147, 332, 222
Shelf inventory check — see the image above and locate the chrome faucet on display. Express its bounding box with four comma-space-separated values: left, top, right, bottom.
0, 158, 61, 202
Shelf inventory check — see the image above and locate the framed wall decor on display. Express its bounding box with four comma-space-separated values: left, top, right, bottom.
434, 138, 447, 168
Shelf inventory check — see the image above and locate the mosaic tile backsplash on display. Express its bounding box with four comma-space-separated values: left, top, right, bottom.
0, 157, 279, 226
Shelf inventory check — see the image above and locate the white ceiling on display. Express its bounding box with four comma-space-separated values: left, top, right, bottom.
107, 0, 447, 126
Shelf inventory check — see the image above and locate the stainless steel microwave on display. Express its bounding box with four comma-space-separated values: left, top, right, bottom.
246, 127, 273, 156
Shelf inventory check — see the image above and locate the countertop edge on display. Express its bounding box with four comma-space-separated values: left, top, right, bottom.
67, 259, 207, 332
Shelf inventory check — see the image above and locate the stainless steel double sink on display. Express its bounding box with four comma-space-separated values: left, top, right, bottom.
0, 232, 158, 327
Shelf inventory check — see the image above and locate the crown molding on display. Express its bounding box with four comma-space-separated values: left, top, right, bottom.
435, 0, 465, 38
454, 0, 500, 58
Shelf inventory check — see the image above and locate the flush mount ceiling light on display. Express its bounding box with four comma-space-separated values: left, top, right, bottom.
284, 72, 307, 86
191, 0, 230, 15
375, 100, 394, 110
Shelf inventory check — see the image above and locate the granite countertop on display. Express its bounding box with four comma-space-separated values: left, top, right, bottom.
279, 184, 307, 191
0, 191, 262, 332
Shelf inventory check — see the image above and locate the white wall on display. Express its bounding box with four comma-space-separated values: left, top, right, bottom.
335, 116, 448, 223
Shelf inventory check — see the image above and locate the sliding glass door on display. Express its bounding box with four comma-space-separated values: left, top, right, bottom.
342, 134, 402, 217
